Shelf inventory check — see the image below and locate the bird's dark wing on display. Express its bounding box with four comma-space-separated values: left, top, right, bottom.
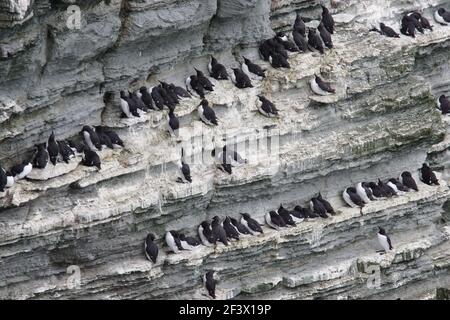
317, 78, 335, 93
387, 236, 393, 250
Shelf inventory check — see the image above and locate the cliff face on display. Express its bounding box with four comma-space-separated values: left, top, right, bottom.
0, 0, 449, 299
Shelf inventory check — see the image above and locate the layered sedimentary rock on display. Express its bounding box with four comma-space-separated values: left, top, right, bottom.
0, 0, 449, 299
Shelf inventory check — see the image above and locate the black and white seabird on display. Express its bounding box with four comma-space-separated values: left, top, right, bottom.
321, 5, 335, 34
185, 75, 205, 99
293, 13, 306, 36
81, 149, 101, 170
317, 193, 336, 215
378, 178, 396, 197
222, 146, 247, 166
292, 29, 309, 53
435, 8, 450, 25
310, 197, 328, 218
420, 163, 439, 185
94, 126, 114, 149
259, 40, 272, 61
195, 68, 214, 92
168, 83, 191, 99
438, 95, 450, 114
318, 21, 333, 49
223, 216, 240, 241
400, 171, 418, 191
240, 213, 263, 234
150, 86, 165, 110
256, 95, 279, 118
310, 75, 335, 96
407, 12, 432, 31
388, 178, 409, 193
204, 271, 216, 299
212, 216, 229, 246
11, 160, 32, 181
130, 90, 148, 112
47, 131, 59, 166
198, 99, 218, 126
144, 233, 159, 263
81, 125, 102, 151
356, 182, 374, 203
266, 38, 288, 59
177, 148, 192, 183
231, 68, 253, 89
265, 210, 286, 230
179, 233, 201, 251
33, 143, 48, 169
159, 81, 180, 107
208, 56, 229, 80
277, 207, 296, 227
165, 230, 183, 253
292, 205, 311, 220
157, 84, 177, 110
120, 91, 139, 117
99, 127, 124, 148
416, 13, 433, 31
230, 217, 253, 236
368, 181, 386, 199
168, 110, 180, 138
308, 28, 325, 54
379, 23, 400, 38
377, 227, 393, 252
212, 148, 232, 174
67, 139, 86, 153
198, 221, 215, 247
242, 57, 266, 80
275, 34, 299, 53
139, 86, 155, 110
343, 187, 365, 212
400, 15, 418, 38
58, 140, 76, 163
268, 52, 290, 69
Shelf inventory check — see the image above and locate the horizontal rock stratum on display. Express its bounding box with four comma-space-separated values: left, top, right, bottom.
0, 0, 450, 299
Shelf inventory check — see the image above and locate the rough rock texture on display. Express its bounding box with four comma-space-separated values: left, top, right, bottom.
0, 0, 450, 299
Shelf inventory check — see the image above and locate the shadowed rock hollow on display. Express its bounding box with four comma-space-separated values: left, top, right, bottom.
0, 0, 449, 299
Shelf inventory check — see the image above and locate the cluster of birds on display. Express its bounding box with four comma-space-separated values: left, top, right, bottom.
259, 6, 337, 96
0, 125, 124, 193
342, 164, 440, 214
143, 161, 441, 298
370, 8, 450, 39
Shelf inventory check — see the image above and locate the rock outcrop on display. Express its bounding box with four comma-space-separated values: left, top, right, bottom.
0, 0, 449, 299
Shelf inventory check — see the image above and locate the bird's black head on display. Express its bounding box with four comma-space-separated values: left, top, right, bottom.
147, 233, 156, 241
241, 212, 250, 218
269, 211, 277, 216
279, 204, 284, 210
378, 226, 386, 234
212, 216, 220, 222
199, 99, 208, 107
211, 56, 217, 63
201, 221, 210, 228
380, 23, 386, 28
438, 8, 446, 15
139, 86, 147, 93
169, 230, 180, 237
